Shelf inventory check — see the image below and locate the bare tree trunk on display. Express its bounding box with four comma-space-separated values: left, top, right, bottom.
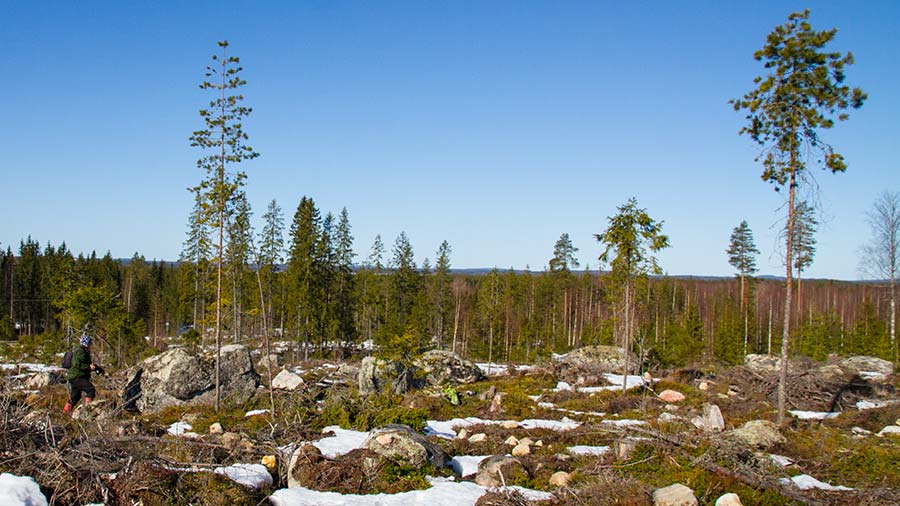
778, 168, 797, 423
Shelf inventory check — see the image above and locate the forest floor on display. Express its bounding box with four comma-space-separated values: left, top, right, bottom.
1, 345, 899, 506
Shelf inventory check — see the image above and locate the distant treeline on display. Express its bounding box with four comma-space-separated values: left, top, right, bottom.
1, 230, 895, 367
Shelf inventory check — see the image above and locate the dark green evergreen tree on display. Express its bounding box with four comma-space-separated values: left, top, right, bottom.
727, 220, 759, 354
731, 9, 865, 422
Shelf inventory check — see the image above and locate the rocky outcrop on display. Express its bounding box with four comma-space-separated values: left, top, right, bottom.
413, 350, 484, 385
743, 354, 782, 374
357, 356, 414, 395
361, 424, 450, 469
127, 345, 259, 413
553, 345, 638, 383
838, 356, 894, 377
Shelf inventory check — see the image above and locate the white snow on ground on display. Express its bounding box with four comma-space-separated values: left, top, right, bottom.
857, 399, 900, 410
476, 363, 534, 376
314, 426, 371, 458
554, 374, 649, 393
0, 473, 48, 506
859, 371, 887, 381
601, 419, 647, 428
788, 410, 840, 420
0, 363, 62, 373
567, 445, 611, 456
450, 456, 490, 477
424, 417, 581, 439
214, 464, 272, 489
167, 422, 193, 436
245, 409, 270, 417
269, 477, 553, 506
768, 454, 794, 467
781, 474, 853, 491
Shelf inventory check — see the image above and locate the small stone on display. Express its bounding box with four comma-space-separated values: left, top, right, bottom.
221, 432, 241, 449
731, 420, 784, 449
614, 439, 637, 460
851, 426, 872, 437
208, 422, 224, 434
261, 455, 277, 470
489, 393, 504, 413
511, 443, 531, 456
664, 404, 679, 412
468, 433, 487, 443
652, 483, 698, 506
549, 471, 572, 488
659, 389, 686, 403
698, 381, 709, 391
375, 434, 394, 445
456, 428, 469, 440
500, 420, 519, 430
504, 436, 519, 446
658, 412, 681, 424
519, 437, 534, 447
272, 369, 305, 390
714, 493, 743, 506
877, 425, 900, 437
534, 440, 543, 447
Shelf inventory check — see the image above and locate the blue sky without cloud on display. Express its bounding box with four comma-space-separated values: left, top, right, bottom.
1, 1, 898, 280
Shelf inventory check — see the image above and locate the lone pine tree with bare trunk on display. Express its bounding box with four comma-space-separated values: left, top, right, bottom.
731, 10, 865, 422
726, 220, 759, 355
189, 40, 259, 412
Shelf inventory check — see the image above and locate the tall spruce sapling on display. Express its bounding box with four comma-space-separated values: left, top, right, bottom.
595, 197, 670, 392
727, 220, 759, 354
731, 9, 865, 422
189, 40, 259, 411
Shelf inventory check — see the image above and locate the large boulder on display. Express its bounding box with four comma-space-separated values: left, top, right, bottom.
414, 350, 484, 385
358, 356, 415, 395
553, 345, 638, 382
838, 356, 894, 377
361, 424, 450, 469
744, 354, 782, 374
128, 345, 259, 413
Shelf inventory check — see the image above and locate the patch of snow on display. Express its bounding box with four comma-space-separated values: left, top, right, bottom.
781, 474, 853, 491
424, 417, 581, 439
167, 422, 193, 436
553, 374, 649, 393
859, 371, 887, 381
450, 455, 490, 477
601, 419, 647, 427
877, 425, 900, 436
0, 473, 48, 506
857, 399, 899, 410
314, 426, 370, 457
214, 463, 272, 490
537, 402, 555, 409
568, 445, 611, 456
0, 363, 62, 373
788, 410, 840, 420
554, 381, 574, 392
245, 409, 270, 417
768, 454, 793, 467
269, 477, 552, 506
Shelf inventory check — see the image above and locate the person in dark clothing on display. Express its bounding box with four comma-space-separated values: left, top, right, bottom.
63, 334, 102, 414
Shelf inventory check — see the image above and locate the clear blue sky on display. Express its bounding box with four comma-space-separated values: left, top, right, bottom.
1, 1, 898, 280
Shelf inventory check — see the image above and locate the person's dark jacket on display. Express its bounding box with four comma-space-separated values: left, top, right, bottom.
66, 346, 92, 382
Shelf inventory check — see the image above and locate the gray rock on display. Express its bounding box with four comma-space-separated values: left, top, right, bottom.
744, 354, 782, 374
129, 345, 259, 413
691, 403, 725, 432
362, 424, 450, 469
413, 350, 485, 385
475, 455, 528, 487
730, 420, 784, 449
553, 345, 638, 380
271, 369, 304, 390
358, 356, 415, 395
839, 356, 894, 377
652, 483, 698, 506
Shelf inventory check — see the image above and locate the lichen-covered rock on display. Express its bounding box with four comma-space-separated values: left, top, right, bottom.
361, 424, 449, 469
357, 356, 415, 395
839, 356, 894, 377
128, 345, 259, 413
475, 455, 528, 488
744, 354, 782, 374
652, 483, 698, 506
553, 345, 638, 381
730, 420, 784, 449
413, 350, 484, 385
